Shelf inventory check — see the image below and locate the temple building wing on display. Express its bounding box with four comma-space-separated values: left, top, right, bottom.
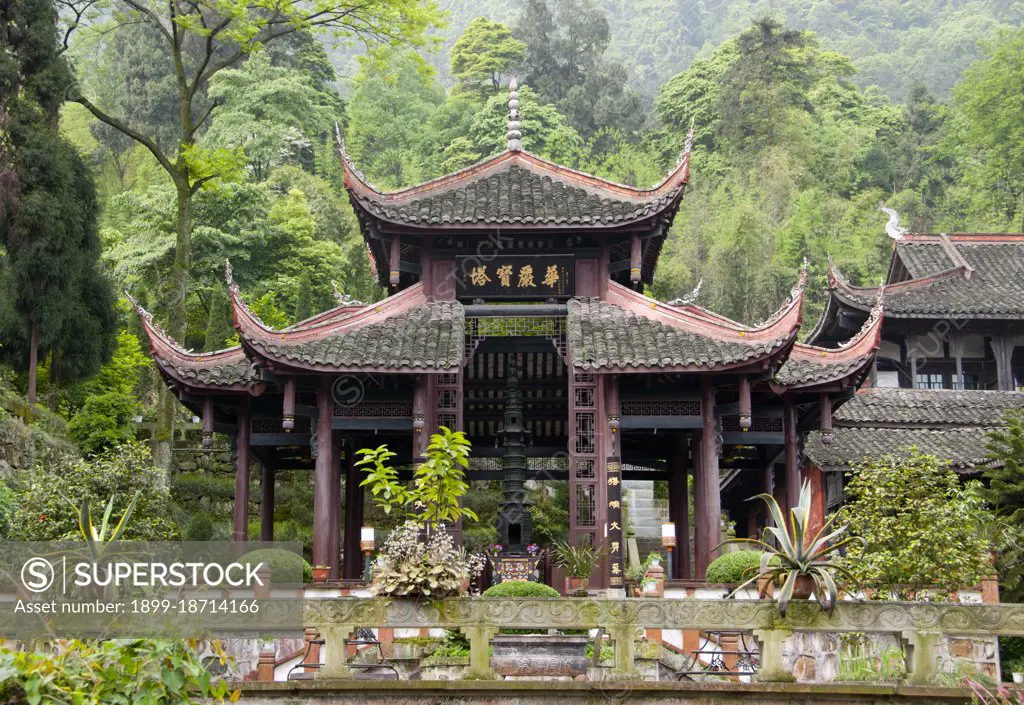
128, 294, 264, 396
806, 388, 1024, 475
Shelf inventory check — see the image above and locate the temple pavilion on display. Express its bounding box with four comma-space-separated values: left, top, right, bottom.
132, 82, 883, 590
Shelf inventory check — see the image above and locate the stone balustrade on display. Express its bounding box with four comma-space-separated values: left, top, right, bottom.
303, 597, 1024, 684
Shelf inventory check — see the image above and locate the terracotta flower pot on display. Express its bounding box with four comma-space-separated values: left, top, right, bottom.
567, 576, 589, 595
311, 566, 330, 583
792, 574, 815, 600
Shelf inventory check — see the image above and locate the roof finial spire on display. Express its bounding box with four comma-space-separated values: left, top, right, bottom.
880, 203, 907, 240
507, 75, 522, 151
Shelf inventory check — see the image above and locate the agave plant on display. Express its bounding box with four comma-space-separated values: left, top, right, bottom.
726, 480, 861, 616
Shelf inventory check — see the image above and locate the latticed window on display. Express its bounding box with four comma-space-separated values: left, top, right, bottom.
575, 484, 596, 526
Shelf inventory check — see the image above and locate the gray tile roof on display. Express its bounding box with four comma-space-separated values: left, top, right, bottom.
243, 301, 465, 370
833, 388, 1024, 426
805, 388, 1024, 473
351, 165, 682, 227
836, 239, 1024, 318
162, 355, 261, 388
566, 298, 789, 370
773, 355, 872, 388
806, 427, 995, 471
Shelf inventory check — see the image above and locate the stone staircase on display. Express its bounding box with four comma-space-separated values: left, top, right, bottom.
623, 481, 669, 562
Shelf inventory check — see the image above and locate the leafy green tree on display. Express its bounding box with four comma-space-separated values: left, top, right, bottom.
985, 411, 1024, 600
68, 327, 151, 456
467, 84, 584, 165
838, 449, 993, 600
346, 49, 444, 188
67, 0, 441, 344
451, 18, 526, 95
9, 441, 179, 540
513, 0, 644, 139
203, 284, 233, 351
986, 410, 1024, 522
204, 51, 338, 181
0, 0, 117, 406
947, 28, 1024, 230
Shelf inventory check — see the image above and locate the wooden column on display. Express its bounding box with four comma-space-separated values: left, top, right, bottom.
343, 437, 365, 580
202, 397, 214, 447
738, 376, 752, 430
312, 378, 335, 570
783, 395, 801, 512
819, 393, 833, 445
668, 436, 690, 580
629, 234, 642, 285
696, 376, 721, 578
389, 235, 401, 288
233, 397, 251, 542
805, 462, 826, 538
260, 458, 274, 542
282, 376, 296, 431
761, 461, 774, 531
994, 335, 1014, 391
329, 429, 342, 581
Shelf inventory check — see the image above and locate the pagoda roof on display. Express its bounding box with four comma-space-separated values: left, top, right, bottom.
229, 277, 464, 373
565, 276, 805, 372
771, 294, 883, 391
128, 295, 264, 395
340, 142, 690, 232
819, 234, 1024, 326
805, 387, 1024, 473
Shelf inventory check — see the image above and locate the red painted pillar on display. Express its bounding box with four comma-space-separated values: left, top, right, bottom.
233, 397, 252, 542
312, 378, 334, 570
805, 462, 826, 540
329, 430, 342, 580
696, 376, 721, 578
783, 395, 801, 513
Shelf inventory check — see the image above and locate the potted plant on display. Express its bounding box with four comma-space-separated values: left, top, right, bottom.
311, 565, 330, 583
723, 480, 860, 616
552, 541, 603, 595
1011, 658, 1024, 684
625, 564, 646, 597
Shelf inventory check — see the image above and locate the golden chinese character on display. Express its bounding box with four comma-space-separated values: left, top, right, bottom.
608, 500, 620, 509
611, 563, 621, 575
609, 521, 621, 531
470, 266, 491, 286
611, 541, 620, 553
496, 264, 513, 287
518, 265, 536, 287
542, 264, 560, 287
608, 476, 620, 486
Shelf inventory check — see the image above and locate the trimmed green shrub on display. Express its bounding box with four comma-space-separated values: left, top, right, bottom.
482, 580, 560, 598
184, 512, 215, 541
239, 548, 312, 584
706, 550, 765, 584
172, 472, 236, 501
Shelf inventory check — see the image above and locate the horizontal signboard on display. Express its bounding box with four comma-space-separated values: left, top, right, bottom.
455, 255, 574, 299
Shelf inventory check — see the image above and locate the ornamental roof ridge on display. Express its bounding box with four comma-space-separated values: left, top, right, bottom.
127, 289, 245, 363
231, 280, 439, 350
788, 291, 883, 362
828, 257, 965, 309
605, 277, 802, 346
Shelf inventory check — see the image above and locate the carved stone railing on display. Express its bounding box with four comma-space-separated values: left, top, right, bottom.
303, 598, 1024, 683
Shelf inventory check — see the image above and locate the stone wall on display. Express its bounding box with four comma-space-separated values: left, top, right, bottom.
0, 410, 75, 479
